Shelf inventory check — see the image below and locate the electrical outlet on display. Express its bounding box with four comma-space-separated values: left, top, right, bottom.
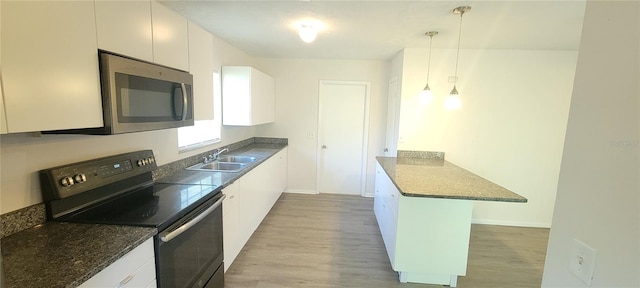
569, 239, 597, 285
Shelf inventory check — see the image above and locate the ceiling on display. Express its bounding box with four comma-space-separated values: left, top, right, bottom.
161, 0, 586, 61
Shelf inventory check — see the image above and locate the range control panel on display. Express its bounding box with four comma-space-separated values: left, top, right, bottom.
40, 150, 157, 200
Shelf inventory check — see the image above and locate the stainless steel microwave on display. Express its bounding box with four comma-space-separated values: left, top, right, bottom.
44, 51, 194, 135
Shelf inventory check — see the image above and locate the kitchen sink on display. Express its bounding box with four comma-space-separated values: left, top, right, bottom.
186, 162, 247, 172
216, 156, 257, 163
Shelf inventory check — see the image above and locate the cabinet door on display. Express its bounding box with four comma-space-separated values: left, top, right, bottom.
0, 3, 7, 135
1, 1, 103, 133
274, 148, 288, 197
250, 69, 275, 125
95, 0, 153, 62
151, 1, 189, 71
374, 163, 398, 267
222, 66, 251, 126
239, 161, 271, 238
188, 22, 215, 120
222, 66, 275, 126
0, 79, 7, 134
223, 181, 241, 272
79, 239, 155, 288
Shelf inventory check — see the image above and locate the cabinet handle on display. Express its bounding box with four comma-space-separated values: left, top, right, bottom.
230, 195, 235, 199
117, 274, 134, 287
390, 193, 395, 198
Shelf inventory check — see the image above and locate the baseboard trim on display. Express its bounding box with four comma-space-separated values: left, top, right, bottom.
471, 219, 551, 228
284, 189, 318, 195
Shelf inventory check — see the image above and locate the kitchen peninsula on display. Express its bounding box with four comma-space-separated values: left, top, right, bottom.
374, 151, 527, 287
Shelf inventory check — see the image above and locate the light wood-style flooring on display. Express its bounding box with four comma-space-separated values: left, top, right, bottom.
224, 193, 549, 288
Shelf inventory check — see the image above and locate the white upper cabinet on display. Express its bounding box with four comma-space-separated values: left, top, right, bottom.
1, 1, 103, 133
0, 2, 7, 135
0, 81, 7, 134
0, 71, 6, 134
222, 66, 275, 126
188, 22, 215, 120
152, 1, 189, 71
95, 0, 153, 62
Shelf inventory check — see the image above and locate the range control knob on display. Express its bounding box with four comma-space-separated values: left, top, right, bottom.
60, 177, 74, 187
147, 157, 154, 164
74, 174, 87, 184
137, 159, 145, 167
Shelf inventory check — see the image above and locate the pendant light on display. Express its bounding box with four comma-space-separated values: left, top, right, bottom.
419, 31, 438, 104
445, 6, 471, 110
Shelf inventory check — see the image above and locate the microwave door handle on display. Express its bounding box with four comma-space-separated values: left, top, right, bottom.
159, 194, 226, 243
180, 83, 188, 121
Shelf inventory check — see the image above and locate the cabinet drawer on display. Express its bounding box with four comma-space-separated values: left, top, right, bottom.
79, 238, 155, 288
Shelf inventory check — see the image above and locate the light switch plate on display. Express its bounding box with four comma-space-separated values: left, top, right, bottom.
569, 239, 597, 285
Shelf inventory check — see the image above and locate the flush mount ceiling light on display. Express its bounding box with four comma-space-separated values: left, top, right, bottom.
419, 31, 438, 104
445, 5, 471, 111
298, 21, 320, 43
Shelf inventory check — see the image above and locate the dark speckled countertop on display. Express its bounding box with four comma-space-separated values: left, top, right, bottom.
0, 139, 287, 288
1, 222, 155, 288
156, 143, 288, 187
377, 156, 527, 202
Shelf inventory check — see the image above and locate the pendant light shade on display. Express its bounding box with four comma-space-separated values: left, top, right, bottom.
447, 6, 471, 110
419, 31, 438, 104
445, 85, 462, 110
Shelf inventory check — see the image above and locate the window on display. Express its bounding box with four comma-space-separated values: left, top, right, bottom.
178, 71, 222, 151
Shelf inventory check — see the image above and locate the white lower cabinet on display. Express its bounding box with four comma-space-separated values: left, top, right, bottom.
223, 148, 288, 271
222, 180, 241, 272
374, 162, 473, 287
79, 238, 156, 288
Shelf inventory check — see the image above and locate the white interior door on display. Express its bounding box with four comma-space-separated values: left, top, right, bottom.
318, 81, 369, 195
385, 77, 400, 157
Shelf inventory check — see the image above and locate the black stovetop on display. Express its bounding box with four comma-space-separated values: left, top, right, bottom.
59, 183, 219, 231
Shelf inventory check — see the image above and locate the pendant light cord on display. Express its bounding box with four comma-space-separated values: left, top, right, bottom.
453, 11, 464, 81
426, 35, 433, 83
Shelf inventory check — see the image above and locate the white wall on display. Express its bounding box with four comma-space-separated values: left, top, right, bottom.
396, 47, 578, 227
542, 1, 639, 286
254, 58, 388, 196
0, 33, 256, 214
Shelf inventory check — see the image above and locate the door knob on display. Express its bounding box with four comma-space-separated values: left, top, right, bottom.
322, 145, 327, 149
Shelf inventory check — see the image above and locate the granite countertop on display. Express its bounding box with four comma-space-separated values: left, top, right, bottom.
0, 140, 288, 288
155, 143, 288, 187
377, 156, 527, 202
1, 222, 156, 288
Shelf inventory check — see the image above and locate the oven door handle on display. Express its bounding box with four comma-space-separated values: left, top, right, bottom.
159, 194, 226, 243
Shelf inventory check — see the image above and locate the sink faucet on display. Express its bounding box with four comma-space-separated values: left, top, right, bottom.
203, 147, 229, 164
213, 148, 229, 160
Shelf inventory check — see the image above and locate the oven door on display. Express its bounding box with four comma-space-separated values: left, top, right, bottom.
156, 193, 225, 288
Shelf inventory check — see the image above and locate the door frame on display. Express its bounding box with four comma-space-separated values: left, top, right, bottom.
316, 80, 371, 196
